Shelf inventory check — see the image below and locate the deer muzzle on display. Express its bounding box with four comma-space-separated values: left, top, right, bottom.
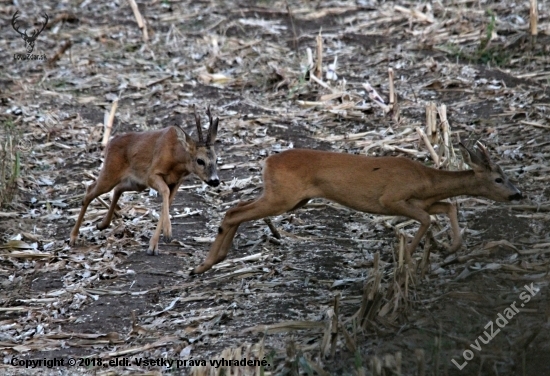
207, 178, 220, 187
509, 192, 523, 201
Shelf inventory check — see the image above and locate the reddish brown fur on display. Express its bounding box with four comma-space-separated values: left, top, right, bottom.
70, 108, 219, 254
192, 144, 522, 274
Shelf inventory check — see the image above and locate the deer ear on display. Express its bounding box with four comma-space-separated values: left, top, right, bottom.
474, 141, 493, 167
459, 142, 489, 172
183, 131, 196, 150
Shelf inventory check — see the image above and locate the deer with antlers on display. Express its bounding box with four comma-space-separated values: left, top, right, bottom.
11, 11, 48, 54
192, 142, 522, 274
70, 106, 219, 255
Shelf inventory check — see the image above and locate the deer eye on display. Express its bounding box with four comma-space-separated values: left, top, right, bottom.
495, 178, 503, 183
197, 158, 205, 166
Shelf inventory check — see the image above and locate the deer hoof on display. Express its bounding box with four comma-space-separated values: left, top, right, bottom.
96, 222, 108, 231
191, 263, 210, 275
447, 241, 462, 254
146, 247, 159, 256
163, 235, 172, 243
440, 242, 461, 255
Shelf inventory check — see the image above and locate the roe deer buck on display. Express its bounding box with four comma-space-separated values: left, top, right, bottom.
70, 106, 219, 255
192, 142, 522, 274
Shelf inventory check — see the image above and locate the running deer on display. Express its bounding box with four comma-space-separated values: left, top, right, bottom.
192, 142, 522, 274
70, 106, 219, 255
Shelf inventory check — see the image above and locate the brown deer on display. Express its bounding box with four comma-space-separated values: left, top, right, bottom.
192, 142, 522, 274
70, 106, 219, 255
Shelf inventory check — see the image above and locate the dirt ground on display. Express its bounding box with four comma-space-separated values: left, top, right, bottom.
1, 1, 550, 375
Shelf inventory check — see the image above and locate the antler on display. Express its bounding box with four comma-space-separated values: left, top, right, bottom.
11, 11, 27, 37
193, 105, 204, 144
206, 106, 215, 146
29, 13, 49, 41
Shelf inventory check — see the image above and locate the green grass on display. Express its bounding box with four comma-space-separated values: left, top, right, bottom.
287, 70, 308, 99
436, 10, 511, 67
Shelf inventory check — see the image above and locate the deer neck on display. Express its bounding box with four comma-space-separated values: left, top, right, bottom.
426, 169, 480, 201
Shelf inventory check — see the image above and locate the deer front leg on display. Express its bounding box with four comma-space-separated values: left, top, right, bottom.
168, 182, 183, 206
379, 197, 432, 260
147, 176, 171, 255
162, 181, 184, 242
427, 201, 462, 253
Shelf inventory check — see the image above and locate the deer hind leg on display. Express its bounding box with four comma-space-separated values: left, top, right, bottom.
70, 177, 120, 246
196, 199, 256, 265
97, 180, 145, 230
427, 201, 461, 253
192, 195, 300, 274
147, 176, 171, 255
211, 200, 255, 262
168, 182, 183, 206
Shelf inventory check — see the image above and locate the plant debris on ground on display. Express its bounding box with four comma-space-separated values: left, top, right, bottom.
1, 0, 549, 375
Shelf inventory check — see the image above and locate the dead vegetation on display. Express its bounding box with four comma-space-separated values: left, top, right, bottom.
1, 1, 549, 375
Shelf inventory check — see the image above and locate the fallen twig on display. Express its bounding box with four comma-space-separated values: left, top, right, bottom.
314, 31, 323, 79
47, 39, 72, 67
102, 100, 118, 147
416, 127, 439, 166
285, 0, 298, 53
127, 0, 149, 42
263, 218, 281, 239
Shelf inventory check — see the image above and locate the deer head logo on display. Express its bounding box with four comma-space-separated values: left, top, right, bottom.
12, 11, 48, 54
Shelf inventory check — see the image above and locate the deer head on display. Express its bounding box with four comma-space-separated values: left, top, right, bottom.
12, 11, 49, 54
459, 141, 522, 202
183, 105, 219, 187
